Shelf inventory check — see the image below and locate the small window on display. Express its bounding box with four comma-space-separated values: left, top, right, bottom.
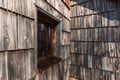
37, 8, 61, 71
37, 24, 54, 56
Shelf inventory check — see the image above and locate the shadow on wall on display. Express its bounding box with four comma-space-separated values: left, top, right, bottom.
71, 0, 120, 21
70, 0, 120, 80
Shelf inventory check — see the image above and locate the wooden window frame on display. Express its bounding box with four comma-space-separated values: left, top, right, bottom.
37, 7, 61, 72
37, 23, 55, 56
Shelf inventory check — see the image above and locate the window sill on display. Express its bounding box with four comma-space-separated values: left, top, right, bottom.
37, 56, 62, 72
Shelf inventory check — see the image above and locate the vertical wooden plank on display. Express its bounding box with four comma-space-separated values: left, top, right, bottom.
2, 10, 17, 50
0, 0, 7, 8
98, 28, 108, 41
2, 10, 9, 50
8, 12, 17, 50
0, 9, 3, 50
25, 50, 36, 80
80, 67, 84, 80
88, 55, 92, 68
7, 0, 13, 10
26, 19, 34, 48
18, 16, 27, 49
18, 16, 34, 49
108, 28, 113, 41
8, 51, 26, 80
113, 27, 120, 42
94, 28, 98, 41
0, 52, 8, 80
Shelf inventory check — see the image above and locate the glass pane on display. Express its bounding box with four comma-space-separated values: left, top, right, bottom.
37, 23, 51, 56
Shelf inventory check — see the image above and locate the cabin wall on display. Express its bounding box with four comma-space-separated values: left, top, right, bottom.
0, 0, 70, 80
36, 0, 70, 80
35, 0, 70, 80
0, 0, 35, 80
70, 0, 120, 80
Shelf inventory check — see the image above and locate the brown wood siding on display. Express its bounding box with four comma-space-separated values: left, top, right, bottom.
0, 0, 70, 80
35, 0, 70, 80
70, 0, 120, 80
0, 49, 36, 80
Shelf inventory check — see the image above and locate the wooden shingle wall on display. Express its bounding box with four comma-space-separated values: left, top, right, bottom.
70, 0, 120, 80
36, 0, 70, 19
0, 0, 70, 80
0, 0, 36, 80
35, 0, 70, 80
